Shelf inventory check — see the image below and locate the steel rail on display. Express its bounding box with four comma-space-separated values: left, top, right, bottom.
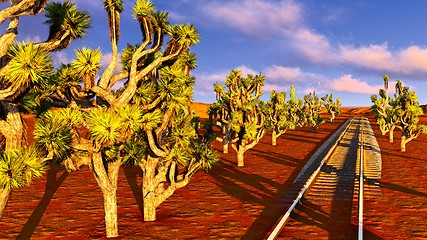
358, 119, 365, 240
266, 117, 356, 240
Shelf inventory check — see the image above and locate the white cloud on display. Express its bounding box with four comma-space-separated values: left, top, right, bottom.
288, 28, 335, 63
24, 35, 41, 43
338, 44, 393, 71
101, 52, 122, 72
331, 74, 382, 94
263, 65, 327, 86
197, 0, 427, 77
201, 0, 302, 39
54, 52, 71, 65
264, 65, 301, 82
194, 65, 259, 97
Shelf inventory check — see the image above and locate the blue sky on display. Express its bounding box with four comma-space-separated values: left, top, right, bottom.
9, 0, 427, 106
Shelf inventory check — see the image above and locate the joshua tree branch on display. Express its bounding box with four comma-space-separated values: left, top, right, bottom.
146, 130, 166, 158
140, 96, 161, 111
32, 30, 71, 52
91, 86, 116, 105
107, 72, 129, 90
99, 35, 119, 89
0, 17, 18, 59
0, 0, 42, 25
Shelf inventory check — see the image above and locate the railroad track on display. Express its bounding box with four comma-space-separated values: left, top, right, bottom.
266, 117, 382, 240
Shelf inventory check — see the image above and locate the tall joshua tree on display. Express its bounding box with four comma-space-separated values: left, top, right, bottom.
321, 92, 341, 123
371, 75, 399, 142
34, 0, 217, 237
393, 80, 427, 152
132, 61, 218, 221
208, 70, 266, 166
0, 1, 90, 219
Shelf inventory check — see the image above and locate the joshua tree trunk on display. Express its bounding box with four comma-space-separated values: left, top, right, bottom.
272, 131, 278, 146
142, 156, 160, 222
330, 112, 335, 122
237, 147, 245, 167
91, 152, 120, 238
103, 189, 118, 238
379, 123, 388, 135
271, 128, 286, 146
143, 190, 157, 221
389, 125, 395, 143
401, 135, 407, 152
311, 125, 319, 132
141, 157, 194, 221
0, 102, 26, 150
216, 135, 229, 153
223, 142, 229, 153
400, 131, 414, 152
0, 187, 11, 219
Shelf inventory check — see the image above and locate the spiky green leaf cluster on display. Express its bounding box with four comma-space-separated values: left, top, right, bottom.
5, 42, 53, 89
169, 114, 195, 148
141, 109, 163, 131
158, 67, 194, 111
72, 47, 102, 79
86, 106, 143, 146
0, 147, 47, 190
133, 0, 155, 18
34, 109, 80, 161
192, 143, 219, 171
121, 140, 148, 166
44, 1, 91, 41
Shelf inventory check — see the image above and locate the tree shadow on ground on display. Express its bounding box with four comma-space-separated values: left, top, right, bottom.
17, 164, 69, 240
251, 148, 300, 167
123, 166, 144, 215
379, 181, 427, 197
210, 158, 281, 205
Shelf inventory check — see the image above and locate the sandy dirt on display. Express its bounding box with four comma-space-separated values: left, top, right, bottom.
0, 106, 426, 239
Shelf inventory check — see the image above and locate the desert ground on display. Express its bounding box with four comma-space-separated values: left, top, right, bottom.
0, 103, 426, 239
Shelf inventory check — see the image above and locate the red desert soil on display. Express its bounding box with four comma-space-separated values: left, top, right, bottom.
0, 105, 426, 239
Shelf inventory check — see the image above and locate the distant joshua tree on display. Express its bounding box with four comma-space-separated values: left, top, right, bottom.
303, 90, 325, 132
208, 70, 266, 166
322, 92, 342, 123
266, 85, 305, 146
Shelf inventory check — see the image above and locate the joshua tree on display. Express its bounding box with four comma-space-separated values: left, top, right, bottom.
287, 85, 307, 127
208, 83, 232, 153
266, 86, 305, 146
303, 90, 325, 132
130, 53, 218, 222
371, 75, 399, 142
266, 90, 289, 146
393, 80, 427, 152
321, 92, 342, 122
0, 1, 90, 219
208, 70, 266, 166
34, 0, 217, 237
